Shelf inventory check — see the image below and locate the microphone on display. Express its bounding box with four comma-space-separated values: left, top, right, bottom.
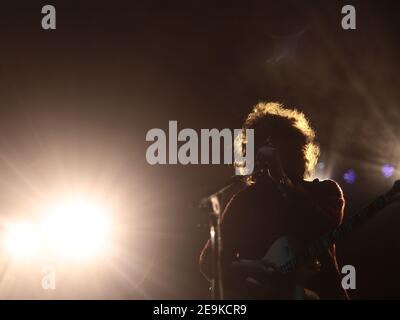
257, 145, 276, 159
255, 145, 277, 171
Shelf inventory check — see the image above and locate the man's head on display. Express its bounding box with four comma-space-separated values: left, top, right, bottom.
240, 102, 319, 182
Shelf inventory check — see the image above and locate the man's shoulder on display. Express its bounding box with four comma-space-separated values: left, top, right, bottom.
303, 178, 344, 199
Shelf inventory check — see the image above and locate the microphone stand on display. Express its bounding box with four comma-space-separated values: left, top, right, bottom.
197, 169, 263, 300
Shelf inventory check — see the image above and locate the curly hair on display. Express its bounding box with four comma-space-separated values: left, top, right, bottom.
236, 102, 320, 180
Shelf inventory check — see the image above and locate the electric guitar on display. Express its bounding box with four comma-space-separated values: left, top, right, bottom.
234, 180, 400, 299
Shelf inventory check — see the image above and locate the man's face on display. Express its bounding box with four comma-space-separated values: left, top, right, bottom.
274, 136, 306, 182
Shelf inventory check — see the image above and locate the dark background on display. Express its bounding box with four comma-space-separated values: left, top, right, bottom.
0, 0, 399, 299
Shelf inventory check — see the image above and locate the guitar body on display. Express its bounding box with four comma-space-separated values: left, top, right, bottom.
263, 236, 320, 300
235, 236, 320, 300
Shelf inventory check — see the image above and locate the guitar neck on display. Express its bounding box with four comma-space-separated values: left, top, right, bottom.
279, 194, 388, 274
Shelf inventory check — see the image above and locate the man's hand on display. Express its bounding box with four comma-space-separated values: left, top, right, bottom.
295, 259, 322, 286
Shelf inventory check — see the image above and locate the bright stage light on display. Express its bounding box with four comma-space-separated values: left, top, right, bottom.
343, 169, 356, 184
4, 223, 41, 259
2, 196, 112, 262
41, 197, 111, 260
381, 164, 395, 178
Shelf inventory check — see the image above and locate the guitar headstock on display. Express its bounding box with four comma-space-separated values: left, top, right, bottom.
385, 180, 400, 204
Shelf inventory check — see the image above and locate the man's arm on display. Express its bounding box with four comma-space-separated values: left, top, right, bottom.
290, 179, 345, 233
